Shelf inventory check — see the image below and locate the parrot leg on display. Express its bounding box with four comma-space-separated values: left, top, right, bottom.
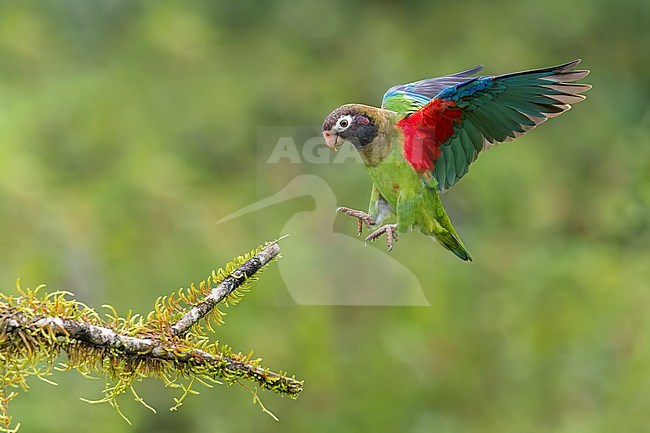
365, 223, 399, 251
337, 206, 376, 236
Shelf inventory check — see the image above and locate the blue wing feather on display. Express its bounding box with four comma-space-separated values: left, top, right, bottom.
381, 65, 485, 112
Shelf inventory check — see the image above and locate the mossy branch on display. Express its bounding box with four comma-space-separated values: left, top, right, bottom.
170, 243, 279, 336
0, 240, 302, 431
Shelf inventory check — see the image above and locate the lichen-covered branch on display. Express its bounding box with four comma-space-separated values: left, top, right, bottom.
0, 240, 302, 431
171, 243, 280, 336
23, 314, 301, 397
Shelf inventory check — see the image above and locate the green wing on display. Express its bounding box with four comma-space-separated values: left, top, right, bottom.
431, 60, 591, 192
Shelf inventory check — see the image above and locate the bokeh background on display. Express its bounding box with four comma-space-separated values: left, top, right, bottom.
1, 0, 648, 432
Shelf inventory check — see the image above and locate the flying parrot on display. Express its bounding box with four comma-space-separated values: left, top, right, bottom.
322, 59, 591, 261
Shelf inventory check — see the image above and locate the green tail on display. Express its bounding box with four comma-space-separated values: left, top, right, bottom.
424, 187, 473, 262
434, 230, 473, 262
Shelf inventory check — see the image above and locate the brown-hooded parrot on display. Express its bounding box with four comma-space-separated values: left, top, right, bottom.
322, 59, 591, 261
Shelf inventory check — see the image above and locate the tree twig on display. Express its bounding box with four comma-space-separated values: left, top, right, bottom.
170, 242, 280, 336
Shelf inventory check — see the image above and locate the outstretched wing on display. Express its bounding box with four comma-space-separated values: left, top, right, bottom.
381, 65, 485, 113
396, 59, 591, 192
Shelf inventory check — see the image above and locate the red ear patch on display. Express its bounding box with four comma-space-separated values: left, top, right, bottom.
397, 99, 462, 172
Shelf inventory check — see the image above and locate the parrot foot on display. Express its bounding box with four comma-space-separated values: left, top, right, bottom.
365, 223, 398, 251
336, 206, 375, 236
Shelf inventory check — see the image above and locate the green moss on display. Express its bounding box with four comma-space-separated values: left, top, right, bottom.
0, 242, 301, 431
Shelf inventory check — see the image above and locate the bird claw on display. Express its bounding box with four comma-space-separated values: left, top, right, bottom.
365, 224, 399, 251
336, 206, 375, 236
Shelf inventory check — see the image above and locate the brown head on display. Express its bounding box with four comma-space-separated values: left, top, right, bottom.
321, 104, 383, 151
322, 104, 395, 166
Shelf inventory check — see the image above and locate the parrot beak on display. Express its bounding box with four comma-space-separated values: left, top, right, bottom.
323, 130, 341, 151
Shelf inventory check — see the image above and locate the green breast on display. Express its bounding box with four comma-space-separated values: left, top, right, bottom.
366, 146, 423, 207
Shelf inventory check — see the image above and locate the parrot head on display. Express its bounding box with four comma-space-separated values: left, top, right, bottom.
322, 104, 379, 151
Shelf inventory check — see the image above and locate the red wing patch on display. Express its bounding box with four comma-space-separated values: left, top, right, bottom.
396, 99, 462, 172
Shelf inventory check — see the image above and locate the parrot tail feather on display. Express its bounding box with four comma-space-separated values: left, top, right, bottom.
435, 231, 473, 262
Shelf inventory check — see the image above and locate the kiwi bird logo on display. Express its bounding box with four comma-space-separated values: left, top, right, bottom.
217, 175, 429, 305
323, 60, 591, 261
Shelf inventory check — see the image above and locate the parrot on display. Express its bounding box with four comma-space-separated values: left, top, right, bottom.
322, 59, 591, 261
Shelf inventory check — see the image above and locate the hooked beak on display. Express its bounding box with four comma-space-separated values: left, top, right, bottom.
323, 130, 341, 151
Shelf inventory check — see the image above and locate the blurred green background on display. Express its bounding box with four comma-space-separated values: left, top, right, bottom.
1, 0, 648, 432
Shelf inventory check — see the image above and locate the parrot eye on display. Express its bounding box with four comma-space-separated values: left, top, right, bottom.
335, 115, 353, 131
